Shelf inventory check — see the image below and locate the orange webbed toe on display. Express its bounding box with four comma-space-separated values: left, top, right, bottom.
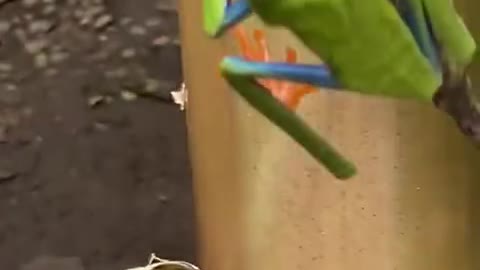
230, 26, 316, 110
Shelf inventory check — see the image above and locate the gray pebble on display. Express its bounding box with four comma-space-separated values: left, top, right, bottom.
28, 20, 54, 34
93, 14, 113, 30
49, 51, 69, 63
129, 25, 147, 36
121, 90, 137, 101
105, 68, 127, 78
0, 169, 17, 182
0, 62, 12, 73
44, 68, 58, 76
156, 193, 169, 203
0, 21, 11, 33
25, 39, 48, 54
5, 83, 17, 91
79, 16, 92, 26
93, 122, 109, 131
34, 53, 49, 68
42, 5, 56, 15
145, 17, 162, 27
152, 35, 171, 47
145, 79, 160, 93
87, 95, 105, 107
155, 0, 176, 11
121, 48, 136, 58
120, 17, 133, 26
98, 34, 108, 41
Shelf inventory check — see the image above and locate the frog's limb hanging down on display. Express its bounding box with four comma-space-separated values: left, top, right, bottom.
204, 0, 357, 179
219, 39, 359, 179
231, 26, 316, 109
222, 61, 358, 179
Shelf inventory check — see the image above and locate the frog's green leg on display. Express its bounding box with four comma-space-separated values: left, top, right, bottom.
421, 0, 476, 67
220, 57, 356, 180
204, 0, 252, 37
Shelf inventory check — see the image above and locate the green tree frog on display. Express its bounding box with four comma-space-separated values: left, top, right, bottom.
202, 0, 478, 179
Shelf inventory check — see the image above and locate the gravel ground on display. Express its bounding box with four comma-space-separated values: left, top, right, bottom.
0, 0, 196, 269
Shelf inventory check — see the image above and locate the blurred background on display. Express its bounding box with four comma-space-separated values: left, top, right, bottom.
0, 0, 196, 269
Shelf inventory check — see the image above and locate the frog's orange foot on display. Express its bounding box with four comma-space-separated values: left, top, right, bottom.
230, 26, 316, 110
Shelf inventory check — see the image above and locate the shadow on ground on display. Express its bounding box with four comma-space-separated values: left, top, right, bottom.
0, 0, 196, 269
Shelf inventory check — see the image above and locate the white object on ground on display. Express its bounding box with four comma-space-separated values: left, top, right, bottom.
170, 82, 188, 111
126, 253, 199, 270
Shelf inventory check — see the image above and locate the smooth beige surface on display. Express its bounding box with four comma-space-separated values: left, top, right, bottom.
179, 1, 480, 270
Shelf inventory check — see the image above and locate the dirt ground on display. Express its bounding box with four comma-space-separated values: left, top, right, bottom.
0, 0, 196, 269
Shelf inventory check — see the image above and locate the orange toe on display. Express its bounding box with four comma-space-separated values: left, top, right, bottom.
230, 25, 316, 110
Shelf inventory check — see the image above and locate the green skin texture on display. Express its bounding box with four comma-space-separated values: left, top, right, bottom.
253, 0, 438, 100
422, 0, 476, 67
202, 0, 477, 180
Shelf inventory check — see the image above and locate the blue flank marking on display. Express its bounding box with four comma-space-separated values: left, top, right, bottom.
422, 4, 442, 73
221, 57, 340, 89
393, 0, 441, 74
395, 1, 422, 50
214, 0, 252, 37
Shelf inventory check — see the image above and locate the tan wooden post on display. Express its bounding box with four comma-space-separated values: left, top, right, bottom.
178, 1, 480, 269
